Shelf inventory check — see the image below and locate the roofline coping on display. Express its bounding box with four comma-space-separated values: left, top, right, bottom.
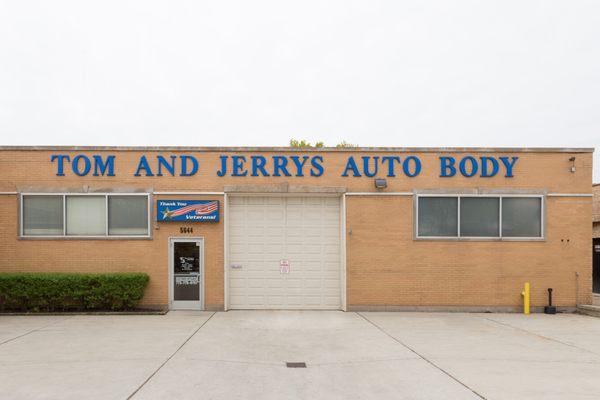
0, 146, 594, 153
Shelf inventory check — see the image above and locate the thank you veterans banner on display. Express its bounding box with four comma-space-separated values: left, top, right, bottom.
157, 200, 219, 222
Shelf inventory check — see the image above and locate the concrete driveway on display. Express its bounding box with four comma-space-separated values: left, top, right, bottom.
1, 311, 600, 399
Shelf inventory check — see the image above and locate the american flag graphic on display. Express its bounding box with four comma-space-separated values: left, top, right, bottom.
163, 201, 218, 219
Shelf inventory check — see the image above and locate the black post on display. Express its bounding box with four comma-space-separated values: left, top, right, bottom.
544, 288, 556, 314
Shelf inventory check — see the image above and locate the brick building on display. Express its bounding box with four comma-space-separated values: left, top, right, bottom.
0, 146, 594, 311
593, 184, 600, 294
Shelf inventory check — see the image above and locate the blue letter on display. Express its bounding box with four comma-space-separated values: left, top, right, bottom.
272, 156, 291, 177
480, 157, 499, 178
310, 156, 324, 177
362, 156, 379, 177
72, 155, 91, 176
93, 155, 115, 176
290, 156, 309, 177
342, 156, 361, 177
134, 155, 154, 176
251, 156, 269, 176
157, 155, 176, 176
499, 156, 518, 178
51, 154, 70, 176
459, 156, 478, 177
381, 156, 400, 177
403, 156, 421, 177
439, 156, 456, 177
232, 156, 248, 176
217, 156, 228, 177
180, 155, 198, 176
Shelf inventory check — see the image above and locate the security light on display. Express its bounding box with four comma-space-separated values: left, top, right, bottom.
569, 156, 576, 173
374, 178, 387, 189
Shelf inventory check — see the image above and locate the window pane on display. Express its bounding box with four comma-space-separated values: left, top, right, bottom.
418, 197, 458, 237
502, 197, 542, 237
66, 196, 106, 235
460, 197, 499, 237
108, 196, 148, 235
23, 196, 63, 235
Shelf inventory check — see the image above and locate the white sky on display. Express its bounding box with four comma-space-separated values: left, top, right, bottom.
0, 1, 598, 181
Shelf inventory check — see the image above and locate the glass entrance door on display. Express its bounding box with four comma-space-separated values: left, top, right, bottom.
170, 238, 203, 310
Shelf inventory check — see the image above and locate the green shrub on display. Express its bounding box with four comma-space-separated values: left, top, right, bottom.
0, 273, 150, 312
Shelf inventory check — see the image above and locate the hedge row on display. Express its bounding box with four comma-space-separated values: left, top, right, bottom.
0, 273, 150, 312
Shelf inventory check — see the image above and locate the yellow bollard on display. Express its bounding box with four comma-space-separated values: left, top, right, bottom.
521, 282, 530, 315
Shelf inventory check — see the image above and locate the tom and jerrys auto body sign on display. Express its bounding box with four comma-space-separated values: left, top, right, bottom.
48, 154, 519, 178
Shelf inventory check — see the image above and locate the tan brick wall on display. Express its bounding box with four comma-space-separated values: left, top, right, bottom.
0, 194, 224, 309
593, 185, 600, 222
0, 149, 594, 194
593, 185, 600, 238
0, 148, 593, 309
346, 196, 592, 308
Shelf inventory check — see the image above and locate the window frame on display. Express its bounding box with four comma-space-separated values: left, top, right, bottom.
20, 193, 152, 239
415, 193, 545, 241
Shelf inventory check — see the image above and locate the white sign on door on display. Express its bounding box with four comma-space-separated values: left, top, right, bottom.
175, 276, 199, 285
280, 259, 290, 274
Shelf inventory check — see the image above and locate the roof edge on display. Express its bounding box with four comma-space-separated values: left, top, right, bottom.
0, 146, 594, 153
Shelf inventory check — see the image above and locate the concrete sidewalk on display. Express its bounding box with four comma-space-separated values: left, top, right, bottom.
1, 311, 600, 399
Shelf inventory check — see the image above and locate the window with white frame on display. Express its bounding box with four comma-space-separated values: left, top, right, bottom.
416, 195, 543, 239
21, 194, 150, 237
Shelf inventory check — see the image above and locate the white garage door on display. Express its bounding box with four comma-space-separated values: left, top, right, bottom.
228, 196, 342, 309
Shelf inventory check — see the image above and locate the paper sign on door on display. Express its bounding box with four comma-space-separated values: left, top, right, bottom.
280, 259, 290, 274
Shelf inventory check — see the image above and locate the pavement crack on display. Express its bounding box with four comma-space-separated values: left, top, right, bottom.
0, 316, 72, 347
127, 312, 216, 399
483, 317, 600, 356
357, 312, 487, 400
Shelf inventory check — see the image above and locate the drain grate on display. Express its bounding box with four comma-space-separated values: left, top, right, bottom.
286, 362, 307, 368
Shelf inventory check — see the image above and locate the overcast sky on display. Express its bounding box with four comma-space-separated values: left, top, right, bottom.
0, 1, 598, 180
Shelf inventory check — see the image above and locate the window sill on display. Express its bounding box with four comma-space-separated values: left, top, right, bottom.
413, 236, 545, 242
18, 235, 153, 241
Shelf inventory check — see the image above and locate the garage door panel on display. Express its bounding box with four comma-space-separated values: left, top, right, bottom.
286, 197, 304, 205
285, 278, 302, 288
242, 244, 263, 253
302, 297, 322, 306
323, 197, 339, 206
265, 197, 284, 205
245, 197, 265, 205
267, 280, 284, 289
304, 278, 321, 288
324, 244, 341, 254
228, 196, 341, 310
302, 287, 328, 295
286, 208, 304, 218
285, 244, 316, 254
267, 296, 283, 305
302, 253, 322, 262
230, 254, 262, 263
302, 262, 323, 272
324, 278, 341, 288
246, 295, 266, 305
265, 227, 284, 236
284, 229, 304, 238
247, 278, 266, 288
324, 297, 341, 306
234, 261, 265, 270
229, 278, 246, 288
301, 226, 324, 236
264, 244, 284, 253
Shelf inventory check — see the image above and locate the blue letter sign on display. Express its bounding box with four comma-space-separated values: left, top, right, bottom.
50, 153, 519, 179
157, 200, 219, 222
